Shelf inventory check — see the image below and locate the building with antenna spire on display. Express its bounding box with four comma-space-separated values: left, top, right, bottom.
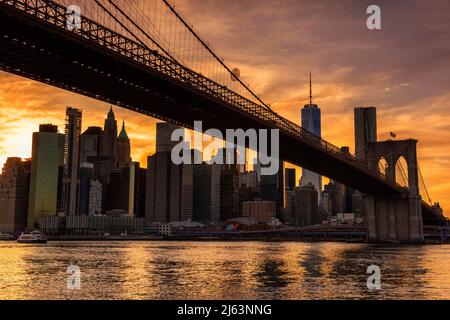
300, 73, 322, 199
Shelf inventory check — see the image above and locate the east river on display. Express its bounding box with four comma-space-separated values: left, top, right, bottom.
0, 241, 448, 299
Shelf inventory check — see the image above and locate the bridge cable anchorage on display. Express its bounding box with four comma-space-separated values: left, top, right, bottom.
160, 0, 273, 111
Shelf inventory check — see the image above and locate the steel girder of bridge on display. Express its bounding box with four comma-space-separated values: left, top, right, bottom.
0, 0, 444, 228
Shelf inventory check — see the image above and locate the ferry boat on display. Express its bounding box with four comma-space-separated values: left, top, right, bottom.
17, 231, 47, 244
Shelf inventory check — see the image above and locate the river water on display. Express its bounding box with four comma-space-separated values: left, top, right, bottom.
0, 241, 448, 300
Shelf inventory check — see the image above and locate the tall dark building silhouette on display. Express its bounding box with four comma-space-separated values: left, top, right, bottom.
214, 147, 240, 221
354, 107, 377, 159
285, 168, 296, 191
28, 124, 64, 229
294, 182, 319, 226
79, 108, 121, 214
155, 122, 180, 153
301, 73, 322, 199
107, 167, 131, 213
102, 106, 118, 161
63, 107, 82, 216
78, 163, 93, 216
145, 123, 193, 223
220, 168, 240, 221
117, 121, 131, 168
260, 160, 284, 219
135, 165, 147, 218
0, 158, 31, 233
80, 126, 102, 162
193, 163, 221, 223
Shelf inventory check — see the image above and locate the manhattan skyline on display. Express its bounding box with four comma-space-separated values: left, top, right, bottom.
0, 0, 449, 216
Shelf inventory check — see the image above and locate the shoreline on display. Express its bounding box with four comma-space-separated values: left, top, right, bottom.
1, 236, 448, 245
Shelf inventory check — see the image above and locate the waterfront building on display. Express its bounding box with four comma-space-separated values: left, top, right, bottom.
40, 215, 146, 235
320, 183, 334, 214
283, 189, 296, 225
241, 200, 276, 224
63, 107, 82, 216
78, 162, 93, 216
145, 123, 193, 223
352, 191, 365, 218
88, 179, 102, 215
27, 124, 64, 229
80, 126, 103, 163
332, 180, 346, 215
294, 182, 319, 226
239, 170, 258, 189
0, 158, 31, 233
260, 160, 284, 219
220, 168, 240, 221
193, 163, 221, 223
135, 166, 147, 218
285, 168, 296, 192
107, 167, 131, 214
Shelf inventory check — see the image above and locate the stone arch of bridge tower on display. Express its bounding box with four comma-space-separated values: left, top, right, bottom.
364, 139, 423, 242
366, 139, 419, 196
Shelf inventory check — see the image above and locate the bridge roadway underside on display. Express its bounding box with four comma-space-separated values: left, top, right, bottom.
0, 6, 440, 223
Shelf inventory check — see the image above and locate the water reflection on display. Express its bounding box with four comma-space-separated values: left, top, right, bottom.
0, 241, 448, 300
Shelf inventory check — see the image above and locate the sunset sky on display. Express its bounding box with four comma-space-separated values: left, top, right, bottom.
0, 0, 449, 215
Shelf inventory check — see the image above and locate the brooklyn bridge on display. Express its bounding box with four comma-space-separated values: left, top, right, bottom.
0, 0, 447, 242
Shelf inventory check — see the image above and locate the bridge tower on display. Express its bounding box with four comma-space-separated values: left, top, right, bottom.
364, 139, 423, 242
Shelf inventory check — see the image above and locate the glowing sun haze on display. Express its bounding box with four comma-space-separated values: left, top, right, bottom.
0, 0, 449, 215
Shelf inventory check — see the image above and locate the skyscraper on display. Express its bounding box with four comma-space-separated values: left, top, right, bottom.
106, 166, 131, 214
80, 126, 103, 162
285, 168, 296, 191
78, 162, 93, 216
145, 123, 193, 223
260, 159, 284, 219
134, 164, 147, 218
88, 179, 102, 215
331, 180, 346, 215
28, 124, 64, 229
294, 182, 319, 226
156, 122, 181, 153
0, 158, 31, 233
193, 163, 221, 223
220, 168, 240, 221
63, 107, 82, 216
101, 106, 118, 161
354, 107, 377, 159
117, 121, 131, 168
300, 73, 322, 198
